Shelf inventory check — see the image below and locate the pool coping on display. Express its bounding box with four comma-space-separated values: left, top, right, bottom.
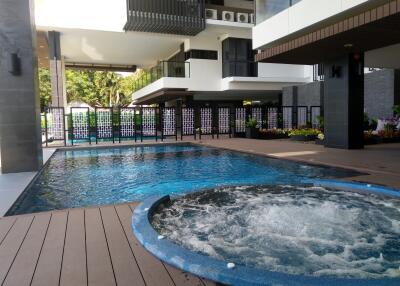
0, 148, 57, 217
132, 180, 400, 286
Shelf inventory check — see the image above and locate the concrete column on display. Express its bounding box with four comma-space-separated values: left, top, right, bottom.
0, 0, 43, 173
324, 53, 364, 149
48, 31, 67, 107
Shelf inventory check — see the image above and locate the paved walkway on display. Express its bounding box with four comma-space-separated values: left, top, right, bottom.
199, 139, 400, 189
0, 202, 215, 286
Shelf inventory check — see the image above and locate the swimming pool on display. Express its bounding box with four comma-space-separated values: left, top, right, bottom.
8, 144, 362, 215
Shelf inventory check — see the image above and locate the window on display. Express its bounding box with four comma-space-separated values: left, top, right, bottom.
255, 0, 302, 24
185, 50, 218, 60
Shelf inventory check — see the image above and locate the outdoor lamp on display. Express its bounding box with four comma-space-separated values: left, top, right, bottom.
7, 53, 21, 76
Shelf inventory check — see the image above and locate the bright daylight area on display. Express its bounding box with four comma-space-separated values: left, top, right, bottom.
1, 0, 400, 285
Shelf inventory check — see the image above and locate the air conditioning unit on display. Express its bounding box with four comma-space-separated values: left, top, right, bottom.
205, 9, 217, 20
249, 13, 255, 24
222, 11, 235, 22
236, 13, 248, 23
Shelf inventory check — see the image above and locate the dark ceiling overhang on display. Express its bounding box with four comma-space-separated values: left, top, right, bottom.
65, 63, 137, 73
133, 89, 194, 105
256, 0, 400, 65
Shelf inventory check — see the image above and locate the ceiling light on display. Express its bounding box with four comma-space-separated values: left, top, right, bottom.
344, 43, 353, 48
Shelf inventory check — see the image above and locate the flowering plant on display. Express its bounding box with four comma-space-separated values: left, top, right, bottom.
288, 128, 321, 137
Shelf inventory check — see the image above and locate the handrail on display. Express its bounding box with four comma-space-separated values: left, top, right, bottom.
134, 61, 190, 92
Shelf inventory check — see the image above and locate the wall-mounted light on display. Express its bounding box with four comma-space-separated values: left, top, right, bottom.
330, 65, 342, 78
7, 53, 21, 76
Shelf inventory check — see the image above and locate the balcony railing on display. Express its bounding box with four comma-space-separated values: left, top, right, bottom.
223, 60, 258, 78
313, 64, 325, 82
255, 0, 303, 24
124, 0, 206, 36
134, 61, 190, 92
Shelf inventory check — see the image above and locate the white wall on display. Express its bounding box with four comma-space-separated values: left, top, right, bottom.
253, 0, 370, 49
35, 0, 126, 32
258, 63, 313, 79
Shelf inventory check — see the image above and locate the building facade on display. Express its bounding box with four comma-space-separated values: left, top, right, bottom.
253, 0, 400, 148
34, 0, 314, 108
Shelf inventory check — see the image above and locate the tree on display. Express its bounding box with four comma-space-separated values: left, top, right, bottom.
39, 68, 138, 108
38, 68, 52, 110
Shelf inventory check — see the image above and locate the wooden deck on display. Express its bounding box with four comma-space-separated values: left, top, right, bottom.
0, 203, 217, 286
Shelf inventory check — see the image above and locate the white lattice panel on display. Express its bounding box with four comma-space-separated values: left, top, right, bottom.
162, 108, 176, 136
142, 108, 156, 136
251, 107, 263, 128
201, 108, 213, 134
235, 108, 246, 133
267, 108, 278, 129
47, 108, 64, 140
120, 108, 136, 138
71, 108, 89, 139
96, 108, 113, 138
282, 107, 293, 130
218, 107, 230, 134
182, 108, 194, 135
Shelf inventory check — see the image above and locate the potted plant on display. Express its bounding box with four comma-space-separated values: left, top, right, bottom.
364, 130, 381, 145
378, 122, 400, 143
315, 133, 325, 145
245, 118, 259, 139
289, 128, 321, 141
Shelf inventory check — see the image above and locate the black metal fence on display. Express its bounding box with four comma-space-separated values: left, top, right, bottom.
41, 105, 322, 147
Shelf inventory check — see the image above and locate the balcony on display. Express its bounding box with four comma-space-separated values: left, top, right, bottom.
134, 61, 190, 91
124, 0, 206, 36
223, 60, 258, 78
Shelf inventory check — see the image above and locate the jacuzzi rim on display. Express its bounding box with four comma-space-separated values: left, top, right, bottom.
132, 180, 400, 286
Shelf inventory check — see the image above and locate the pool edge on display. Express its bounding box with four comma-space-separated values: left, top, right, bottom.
132, 182, 400, 286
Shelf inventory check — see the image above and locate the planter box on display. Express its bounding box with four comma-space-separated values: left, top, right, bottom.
364, 136, 382, 145
381, 137, 400, 143
290, 135, 317, 142
315, 139, 325, 145
246, 127, 259, 139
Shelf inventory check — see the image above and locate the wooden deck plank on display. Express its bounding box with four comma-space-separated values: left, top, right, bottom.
164, 263, 206, 286
0, 217, 17, 246
31, 211, 68, 286
60, 209, 87, 286
2, 213, 51, 286
0, 216, 34, 284
100, 206, 145, 286
115, 204, 175, 286
85, 208, 116, 286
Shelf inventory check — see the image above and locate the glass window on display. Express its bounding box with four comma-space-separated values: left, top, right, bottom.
256, 0, 302, 24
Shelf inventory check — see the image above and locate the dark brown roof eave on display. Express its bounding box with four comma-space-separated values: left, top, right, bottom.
256, 0, 400, 65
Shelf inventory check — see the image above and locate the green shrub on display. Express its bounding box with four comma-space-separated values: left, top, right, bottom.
394, 105, 400, 117
246, 118, 258, 128
289, 128, 321, 137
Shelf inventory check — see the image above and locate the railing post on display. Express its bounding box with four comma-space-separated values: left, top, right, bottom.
44, 110, 48, 147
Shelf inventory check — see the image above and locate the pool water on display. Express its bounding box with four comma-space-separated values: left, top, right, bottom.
151, 185, 400, 279
8, 144, 361, 215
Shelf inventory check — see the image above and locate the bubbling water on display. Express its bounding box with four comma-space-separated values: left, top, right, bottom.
151, 185, 400, 279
